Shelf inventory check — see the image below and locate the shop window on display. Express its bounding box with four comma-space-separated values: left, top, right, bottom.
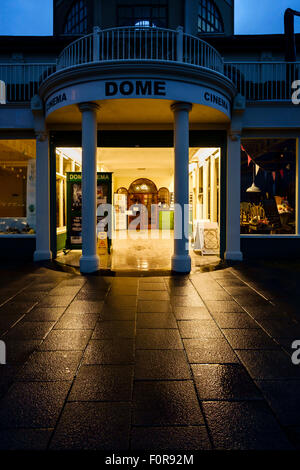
0, 140, 36, 234
198, 0, 224, 33
240, 139, 296, 235
117, 1, 168, 28
56, 151, 81, 231
64, 0, 88, 34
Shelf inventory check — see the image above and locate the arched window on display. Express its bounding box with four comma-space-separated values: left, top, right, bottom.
198, 0, 224, 33
64, 0, 88, 34
115, 187, 128, 195
117, 1, 167, 28
158, 187, 170, 205
128, 178, 158, 194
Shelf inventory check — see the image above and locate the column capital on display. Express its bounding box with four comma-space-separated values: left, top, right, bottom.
78, 102, 100, 113
35, 131, 48, 142
228, 130, 241, 142
171, 101, 192, 113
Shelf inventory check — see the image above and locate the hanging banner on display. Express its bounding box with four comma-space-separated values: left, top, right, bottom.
66, 172, 112, 251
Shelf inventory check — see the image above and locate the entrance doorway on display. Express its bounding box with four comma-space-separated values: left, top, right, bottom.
51, 130, 226, 271
127, 178, 158, 230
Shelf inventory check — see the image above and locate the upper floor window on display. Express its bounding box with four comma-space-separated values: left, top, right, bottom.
117, 2, 167, 28
64, 0, 88, 34
198, 0, 224, 33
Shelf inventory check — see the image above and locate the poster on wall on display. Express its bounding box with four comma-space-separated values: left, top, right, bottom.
66, 172, 112, 250
26, 158, 36, 230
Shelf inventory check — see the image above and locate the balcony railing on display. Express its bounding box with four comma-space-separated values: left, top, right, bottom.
56, 26, 224, 73
0, 43, 300, 104
0, 63, 56, 102
225, 61, 300, 101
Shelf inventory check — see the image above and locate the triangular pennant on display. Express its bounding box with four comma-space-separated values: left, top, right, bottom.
279, 169, 284, 178
247, 155, 251, 166
255, 164, 259, 175
272, 171, 276, 181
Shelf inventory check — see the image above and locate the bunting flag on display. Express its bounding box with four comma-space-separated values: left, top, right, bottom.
247, 155, 252, 166
255, 164, 260, 175
272, 171, 276, 182
279, 169, 284, 179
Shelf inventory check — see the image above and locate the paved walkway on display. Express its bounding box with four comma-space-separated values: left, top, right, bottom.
0, 261, 300, 450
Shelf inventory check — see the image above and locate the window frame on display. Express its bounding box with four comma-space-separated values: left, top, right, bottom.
117, 3, 168, 28
63, 0, 88, 35
197, 0, 224, 34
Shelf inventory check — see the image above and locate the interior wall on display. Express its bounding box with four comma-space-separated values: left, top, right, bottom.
113, 174, 174, 193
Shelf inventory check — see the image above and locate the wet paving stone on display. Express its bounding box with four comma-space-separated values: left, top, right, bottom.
100, 306, 136, 321
54, 313, 98, 330
0, 428, 52, 450
133, 381, 204, 426
83, 339, 135, 365
92, 321, 135, 339
137, 300, 172, 313
39, 330, 92, 351
136, 329, 183, 349
192, 364, 263, 401
222, 328, 279, 350
25, 307, 65, 322
138, 291, 170, 301
5, 321, 54, 340
255, 380, 300, 426
69, 365, 134, 401
137, 313, 177, 329
50, 402, 131, 450
0, 264, 300, 450
0, 381, 71, 429
205, 301, 244, 313
135, 350, 191, 380
211, 313, 259, 329
183, 338, 240, 364
65, 300, 104, 314
17, 351, 82, 381
5, 340, 40, 364
173, 306, 212, 320
202, 401, 293, 450
170, 296, 204, 307
138, 283, 167, 291
236, 350, 300, 380
178, 320, 223, 339
131, 426, 211, 451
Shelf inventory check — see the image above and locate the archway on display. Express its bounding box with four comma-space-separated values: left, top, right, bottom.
128, 178, 158, 229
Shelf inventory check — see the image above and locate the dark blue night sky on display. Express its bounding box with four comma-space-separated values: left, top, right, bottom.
0, 0, 300, 36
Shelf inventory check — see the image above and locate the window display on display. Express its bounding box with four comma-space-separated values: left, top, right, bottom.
240, 138, 296, 234
0, 139, 36, 234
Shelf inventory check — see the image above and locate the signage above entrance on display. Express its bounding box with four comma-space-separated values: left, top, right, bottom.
45, 77, 231, 119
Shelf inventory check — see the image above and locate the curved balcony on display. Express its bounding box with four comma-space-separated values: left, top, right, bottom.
56, 26, 224, 74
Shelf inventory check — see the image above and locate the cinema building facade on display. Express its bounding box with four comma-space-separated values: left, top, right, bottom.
0, 0, 300, 273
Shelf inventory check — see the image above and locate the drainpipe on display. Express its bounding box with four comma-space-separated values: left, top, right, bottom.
284, 8, 300, 62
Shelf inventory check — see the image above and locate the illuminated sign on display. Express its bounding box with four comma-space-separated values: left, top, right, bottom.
105, 80, 166, 97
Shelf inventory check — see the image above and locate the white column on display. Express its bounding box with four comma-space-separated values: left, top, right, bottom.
211, 154, 218, 222
78, 102, 100, 273
171, 101, 192, 273
297, 137, 300, 235
225, 131, 243, 261
33, 132, 52, 261
58, 153, 64, 228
